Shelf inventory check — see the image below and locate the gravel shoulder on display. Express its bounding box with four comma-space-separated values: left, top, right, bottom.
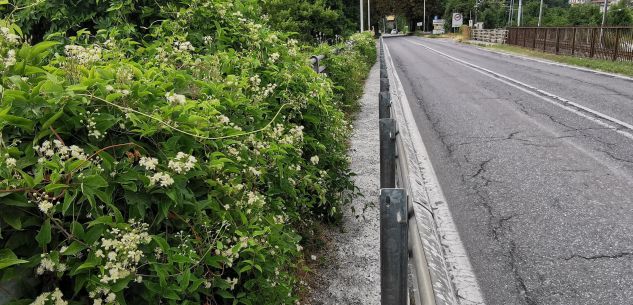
307, 61, 380, 305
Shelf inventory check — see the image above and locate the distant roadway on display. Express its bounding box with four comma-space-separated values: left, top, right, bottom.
384, 36, 633, 305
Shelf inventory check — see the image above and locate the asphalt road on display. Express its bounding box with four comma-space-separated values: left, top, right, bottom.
384, 37, 633, 305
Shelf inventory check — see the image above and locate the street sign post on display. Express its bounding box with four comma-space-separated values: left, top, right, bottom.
452, 13, 463, 28
432, 19, 445, 34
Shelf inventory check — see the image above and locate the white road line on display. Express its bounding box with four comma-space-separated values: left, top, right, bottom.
384, 40, 487, 305
404, 38, 633, 142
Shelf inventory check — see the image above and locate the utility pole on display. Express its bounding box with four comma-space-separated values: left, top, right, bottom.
424, 0, 427, 32
368, 0, 371, 32
538, 0, 544, 26
360, 0, 364, 32
601, 0, 608, 27
518, 0, 523, 26
509, 0, 515, 26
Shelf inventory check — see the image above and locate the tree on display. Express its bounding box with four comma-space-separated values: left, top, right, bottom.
608, 1, 633, 25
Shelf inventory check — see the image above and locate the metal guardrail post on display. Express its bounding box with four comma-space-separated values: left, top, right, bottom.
379, 92, 391, 119
380, 188, 408, 305
380, 118, 397, 189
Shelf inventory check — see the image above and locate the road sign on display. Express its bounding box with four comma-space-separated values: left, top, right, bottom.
416, 22, 423, 26
432, 19, 445, 34
452, 13, 463, 28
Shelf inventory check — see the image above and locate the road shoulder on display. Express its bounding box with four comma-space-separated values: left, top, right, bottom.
306, 60, 381, 305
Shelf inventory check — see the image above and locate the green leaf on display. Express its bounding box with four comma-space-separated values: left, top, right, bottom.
29, 41, 60, 58
0, 249, 28, 270
0, 212, 22, 230
40, 108, 65, 131
72, 254, 99, 275
0, 113, 34, 131
35, 219, 51, 247
61, 241, 85, 256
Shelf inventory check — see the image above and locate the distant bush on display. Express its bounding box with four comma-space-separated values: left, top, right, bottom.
0, 1, 373, 304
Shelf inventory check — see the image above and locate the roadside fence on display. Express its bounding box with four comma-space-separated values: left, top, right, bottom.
507, 26, 633, 61
471, 29, 508, 44
379, 39, 436, 305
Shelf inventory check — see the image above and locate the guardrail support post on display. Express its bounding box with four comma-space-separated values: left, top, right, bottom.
380, 188, 408, 305
380, 119, 397, 189
379, 92, 391, 119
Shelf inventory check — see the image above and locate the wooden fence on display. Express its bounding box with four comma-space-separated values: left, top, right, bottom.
471, 29, 509, 44
507, 27, 633, 62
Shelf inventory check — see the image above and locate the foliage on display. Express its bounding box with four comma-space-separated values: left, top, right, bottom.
0, 1, 375, 304
315, 32, 376, 114
263, 0, 357, 42
0, 0, 180, 42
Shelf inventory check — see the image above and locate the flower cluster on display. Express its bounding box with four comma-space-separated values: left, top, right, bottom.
88, 286, 117, 305
139, 157, 159, 171
168, 152, 197, 174
4, 154, 16, 168
95, 220, 151, 284
148, 172, 175, 187
165, 92, 187, 105
0, 27, 20, 45
31, 191, 57, 214
36, 254, 67, 275
3, 49, 16, 68
279, 125, 305, 145
64, 44, 102, 65
30, 288, 68, 305
174, 40, 194, 53
34, 140, 88, 162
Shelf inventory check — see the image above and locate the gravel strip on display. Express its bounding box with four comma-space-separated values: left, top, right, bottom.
307, 61, 380, 305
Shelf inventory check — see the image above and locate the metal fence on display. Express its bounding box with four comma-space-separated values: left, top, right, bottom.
507, 26, 633, 61
379, 39, 436, 305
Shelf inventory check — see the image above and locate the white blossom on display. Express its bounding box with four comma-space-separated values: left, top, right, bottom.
139, 157, 159, 171
5, 157, 16, 167
165, 92, 186, 105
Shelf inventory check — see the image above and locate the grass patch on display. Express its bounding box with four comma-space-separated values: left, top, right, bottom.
483, 44, 633, 77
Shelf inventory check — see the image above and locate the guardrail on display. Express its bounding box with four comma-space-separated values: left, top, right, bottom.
379, 39, 436, 305
310, 55, 326, 74
507, 26, 633, 61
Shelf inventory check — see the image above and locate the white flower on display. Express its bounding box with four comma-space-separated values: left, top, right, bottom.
3, 50, 16, 67
248, 167, 261, 176
227, 277, 238, 290
139, 157, 159, 171
5, 157, 16, 168
105, 85, 114, 92
38, 200, 53, 213
310, 156, 319, 165
148, 172, 174, 187
105, 293, 116, 303
165, 92, 186, 105
270, 52, 280, 62
64, 44, 101, 65
311, 255, 317, 261
217, 115, 230, 124
167, 152, 196, 174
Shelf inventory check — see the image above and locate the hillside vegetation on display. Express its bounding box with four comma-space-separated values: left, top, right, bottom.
0, 1, 375, 304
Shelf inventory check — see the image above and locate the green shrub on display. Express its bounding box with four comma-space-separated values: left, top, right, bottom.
315, 32, 376, 114
0, 1, 367, 304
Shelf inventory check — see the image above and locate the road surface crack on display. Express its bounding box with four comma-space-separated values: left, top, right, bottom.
509, 241, 538, 305
602, 150, 633, 164
562, 252, 633, 260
